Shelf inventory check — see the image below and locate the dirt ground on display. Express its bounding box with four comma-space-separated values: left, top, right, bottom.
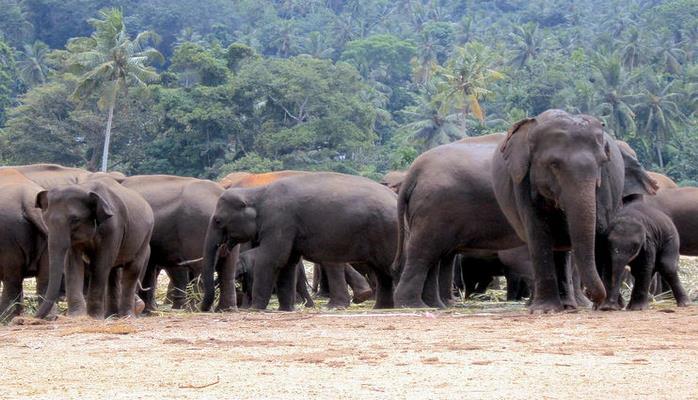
2, 303, 698, 400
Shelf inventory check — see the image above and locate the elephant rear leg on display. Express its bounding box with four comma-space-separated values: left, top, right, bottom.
0, 277, 23, 319
323, 263, 351, 309
118, 246, 150, 318
656, 249, 689, 307
295, 262, 314, 308
627, 252, 654, 311
139, 261, 160, 313
394, 237, 442, 308
372, 267, 394, 309
439, 253, 456, 306
346, 265, 372, 304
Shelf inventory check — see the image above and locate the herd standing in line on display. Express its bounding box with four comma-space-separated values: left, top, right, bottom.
0, 109, 694, 321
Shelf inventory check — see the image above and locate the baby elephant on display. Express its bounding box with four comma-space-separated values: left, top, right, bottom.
601, 201, 689, 311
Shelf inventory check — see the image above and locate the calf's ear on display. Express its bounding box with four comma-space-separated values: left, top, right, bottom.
617, 143, 659, 199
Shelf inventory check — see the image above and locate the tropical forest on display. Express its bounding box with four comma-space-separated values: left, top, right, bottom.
0, 0, 696, 182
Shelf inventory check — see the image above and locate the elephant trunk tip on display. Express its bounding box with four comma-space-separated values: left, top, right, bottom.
35, 300, 55, 319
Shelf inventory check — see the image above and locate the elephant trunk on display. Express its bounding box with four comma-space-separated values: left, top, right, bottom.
562, 180, 606, 306
200, 225, 224, 312
35, 234, 70, 319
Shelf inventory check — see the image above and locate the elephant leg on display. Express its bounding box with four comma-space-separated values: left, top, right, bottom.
555, 251, 577, 310
438, 253, 456, 306
216, 244, 238, 312
423, 263, 446, 309
165, 267, 188, 310
105, 268, 121, 318
0, 277, 23, 318
139, 260, 159, 313
627, 252, 654, 311
311, 264, 320, 294
250, 242, 292, 311
295, 262, 314, 307
526, 225, 563, 313
656, 249, 689, 307
394, 232, 439, 308
372, 267, 394, 309
345, 264, 372, 304
317, 264, 330, 298
324, 263, 351, 309
276, 256, 300, 312
65, 252, 87, 317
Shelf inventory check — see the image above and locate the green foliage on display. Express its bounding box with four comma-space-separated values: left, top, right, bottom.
0, 0, 697, 183
0, 38, 19, 126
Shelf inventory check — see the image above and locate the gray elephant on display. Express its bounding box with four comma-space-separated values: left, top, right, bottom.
35, 176, 154, 319
601, 201, 689, 310
0, 169, 49, 318
120, 175, 237, 312
200, 172, 398, 311
312, 263, 374, 308
491, 110, 657, 312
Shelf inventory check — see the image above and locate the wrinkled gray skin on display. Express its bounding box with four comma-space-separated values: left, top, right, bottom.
454, 247, 533, 301
35, 177, 154, 319
0, 170, 49, 318
201, 172, 398, 311
645, 187, 698, 256
120, 175, 237, 312
492, 110, 657, 312
601, 201, 689, 310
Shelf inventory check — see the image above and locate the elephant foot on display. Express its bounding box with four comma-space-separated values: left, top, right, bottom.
352, 289, 373, 304
215, 304, 238, 313
304, 299, 315, 308
67, 306, 87, 318
278, 304, 295, 312
529, 299, 564, 314
424, 297, 446, 309
676, 299, 689, 307
627, 300, 649, 311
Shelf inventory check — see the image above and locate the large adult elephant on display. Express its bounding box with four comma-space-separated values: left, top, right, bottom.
35, 177, 154, 319
120, 175, 237, 312
0, 169, 49, 318
491, 110, 657, 312
3, 164, 126, 188
645, 187, 698, 256
393, 133, 527, 308
200, 172, 398, 311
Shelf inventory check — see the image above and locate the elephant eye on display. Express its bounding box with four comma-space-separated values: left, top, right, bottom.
214, 217, 222, 225
69, 216, 81, 225
549, 160, 560, 169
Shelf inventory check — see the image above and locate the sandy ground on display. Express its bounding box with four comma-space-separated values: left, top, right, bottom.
1, 303, 697, 400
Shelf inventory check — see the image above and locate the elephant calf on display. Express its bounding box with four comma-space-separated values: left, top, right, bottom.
201, 172, 397, 311
601, 201, 689, 311
35, 176, 154, 319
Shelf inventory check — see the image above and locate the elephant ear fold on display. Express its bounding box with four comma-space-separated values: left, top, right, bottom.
618, 144, 659, 199
501, 117, 536, 184
35, 190, 49, 210
89, 192, 115, 224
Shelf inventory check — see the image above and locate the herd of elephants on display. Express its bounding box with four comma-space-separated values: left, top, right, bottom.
1, 109, 697, 321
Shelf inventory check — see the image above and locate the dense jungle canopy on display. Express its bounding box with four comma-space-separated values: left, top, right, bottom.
0, 0, 695, 182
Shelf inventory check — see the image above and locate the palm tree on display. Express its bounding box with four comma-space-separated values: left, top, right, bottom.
652, 35, 685, 75
590, 51, 638, 138
432, 42, 504, 135
303, 31, 334, 58
508, 23, 544, 69
618, 28, 644, 70
17, 41, 50, 86
400, 83, 463, 150
66, 8, 162, 171
632, 75, 687, 168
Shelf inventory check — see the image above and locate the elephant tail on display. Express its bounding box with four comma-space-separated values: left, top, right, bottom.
392, 169, 417, 281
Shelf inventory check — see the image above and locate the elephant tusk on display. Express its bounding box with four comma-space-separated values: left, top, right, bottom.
177, 257, 203, 266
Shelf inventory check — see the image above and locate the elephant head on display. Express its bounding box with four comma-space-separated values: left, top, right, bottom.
500, 110, 615, 304
200, 188, 260, 311
601, 216, 645, 310
34, 186, 114, 318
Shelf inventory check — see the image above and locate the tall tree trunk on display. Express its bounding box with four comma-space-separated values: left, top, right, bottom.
101, 101, 115, 172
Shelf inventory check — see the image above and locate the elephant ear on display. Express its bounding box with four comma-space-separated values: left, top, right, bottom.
618, 143, 659, 198
89, 192, 115, 224
501, 117, 536, 184
35, 190, 49, 210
